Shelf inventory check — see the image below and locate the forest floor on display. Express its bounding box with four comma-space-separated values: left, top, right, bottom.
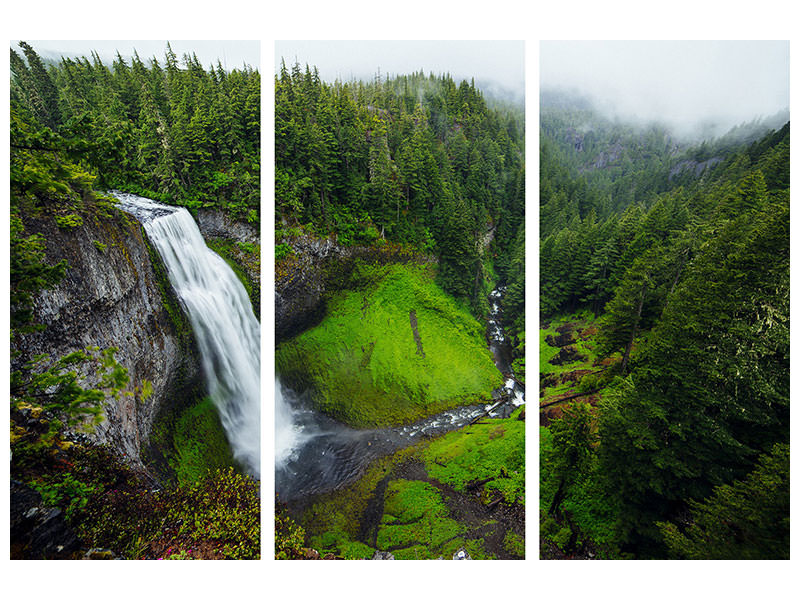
539, 311, 616, 426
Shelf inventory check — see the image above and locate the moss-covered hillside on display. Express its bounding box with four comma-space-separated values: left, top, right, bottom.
276, 263, 503, 427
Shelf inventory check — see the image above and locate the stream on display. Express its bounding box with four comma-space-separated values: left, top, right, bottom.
275, 286, 524, 501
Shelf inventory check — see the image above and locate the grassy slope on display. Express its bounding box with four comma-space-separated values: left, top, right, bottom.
276, 264, 503, 427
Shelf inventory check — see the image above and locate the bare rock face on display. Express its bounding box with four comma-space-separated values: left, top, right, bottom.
196, 209, 259, 246
196, 208, 261, 294
13, 208, 201, 468
275, 236, 345, 343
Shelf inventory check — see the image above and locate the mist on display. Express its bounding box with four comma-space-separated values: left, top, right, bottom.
276, 40, 524, 102
541, 41, 789, 139
11, 40, 260, 70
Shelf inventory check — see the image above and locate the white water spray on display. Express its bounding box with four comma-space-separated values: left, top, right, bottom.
275, 379, 309, 468
114, 193, 261, 477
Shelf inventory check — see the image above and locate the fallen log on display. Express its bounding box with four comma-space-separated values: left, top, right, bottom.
539, 389, 600, 410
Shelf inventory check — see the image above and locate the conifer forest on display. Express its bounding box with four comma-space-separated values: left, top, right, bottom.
539, 78, 789, 559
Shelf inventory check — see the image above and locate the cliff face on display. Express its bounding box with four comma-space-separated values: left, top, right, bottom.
196, 209, 261, 316
13, 206, 202, 467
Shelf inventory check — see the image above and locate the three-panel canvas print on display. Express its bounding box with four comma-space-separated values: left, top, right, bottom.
8, 39, 789, 562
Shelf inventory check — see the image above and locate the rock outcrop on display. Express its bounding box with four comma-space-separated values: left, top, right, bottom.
196, 209, 261, 296
10, 480, 81, 559
13, 206, 202, 468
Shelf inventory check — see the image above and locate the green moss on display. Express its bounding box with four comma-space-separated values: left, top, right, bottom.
171, 397, 237, 486
143, 232, 193, 346
540, 311, 606, 397
54, 213, 84, 228
299, 422, 525, 560
277, 264, 502, 427
503, 531, 525, 557
301, 452, 403, 542
309, 530, 374, 559
376, 479, 464, 555
423, 411, 525, 505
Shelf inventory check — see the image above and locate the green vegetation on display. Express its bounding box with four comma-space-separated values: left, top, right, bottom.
378, 480, 465, 553
658, 443, 789, 560
277, 263, 502, 427
275, 59, 525, 560
539, 93, 789, 559
423, 412, 525, 504
10, 42, 261, 560
11, 41, 260, 221
11, 376, 259, 559
10, 347, 129, 437
288, 408, 525, 560
276, 62, 524, 320
170, 397, 238, 486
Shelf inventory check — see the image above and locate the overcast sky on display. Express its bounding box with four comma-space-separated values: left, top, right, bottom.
11, 40, 260, 70
275, 40, 524, 99
541, 41, 789, 135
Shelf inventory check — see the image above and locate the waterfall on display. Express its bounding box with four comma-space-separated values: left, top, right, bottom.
114, 193, 261, 478
275, 379, 309, 468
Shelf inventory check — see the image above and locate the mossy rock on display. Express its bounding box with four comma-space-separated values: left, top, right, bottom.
423, 406, 525, 505
277, 264, 502, 427
297, 410, 525, 560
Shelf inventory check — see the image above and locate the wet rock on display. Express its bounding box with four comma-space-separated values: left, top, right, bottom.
545, 331, 574, 348
372, 550, 395, 560
10, 480, 81, 559
196, 209, 259, 246
302, 547, 320, 559
196, 209, 260, 301
84, 548, 116, 560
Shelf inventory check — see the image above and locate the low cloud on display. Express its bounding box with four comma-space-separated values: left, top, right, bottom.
541, 41, 789, 138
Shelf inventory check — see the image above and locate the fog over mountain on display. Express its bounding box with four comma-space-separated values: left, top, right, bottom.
276, 40, 524, 103
11, 40, 260, 70
541, 41, 789, 139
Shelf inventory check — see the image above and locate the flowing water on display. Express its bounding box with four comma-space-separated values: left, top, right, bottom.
275, 286, 524, 501
113, 192, 261, 478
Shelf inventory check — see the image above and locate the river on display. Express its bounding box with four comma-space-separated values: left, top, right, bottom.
275, 285, 524, 501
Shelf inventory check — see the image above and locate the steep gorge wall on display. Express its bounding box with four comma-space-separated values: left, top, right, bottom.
13, 206, 202, 467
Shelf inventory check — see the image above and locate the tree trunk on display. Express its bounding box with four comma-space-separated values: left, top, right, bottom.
620, 281, 646, 376
549, 478, 566, 516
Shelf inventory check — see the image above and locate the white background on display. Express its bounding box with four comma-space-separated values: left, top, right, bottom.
2, 1, 797, 598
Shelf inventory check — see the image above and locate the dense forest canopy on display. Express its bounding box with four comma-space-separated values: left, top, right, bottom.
275, 61, 525, 325
10, 41, 260, 222
539, 92, 789, 559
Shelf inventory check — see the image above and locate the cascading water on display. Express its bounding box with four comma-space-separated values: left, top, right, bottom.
487, 286, 526, 417
113, 192, 261, 478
